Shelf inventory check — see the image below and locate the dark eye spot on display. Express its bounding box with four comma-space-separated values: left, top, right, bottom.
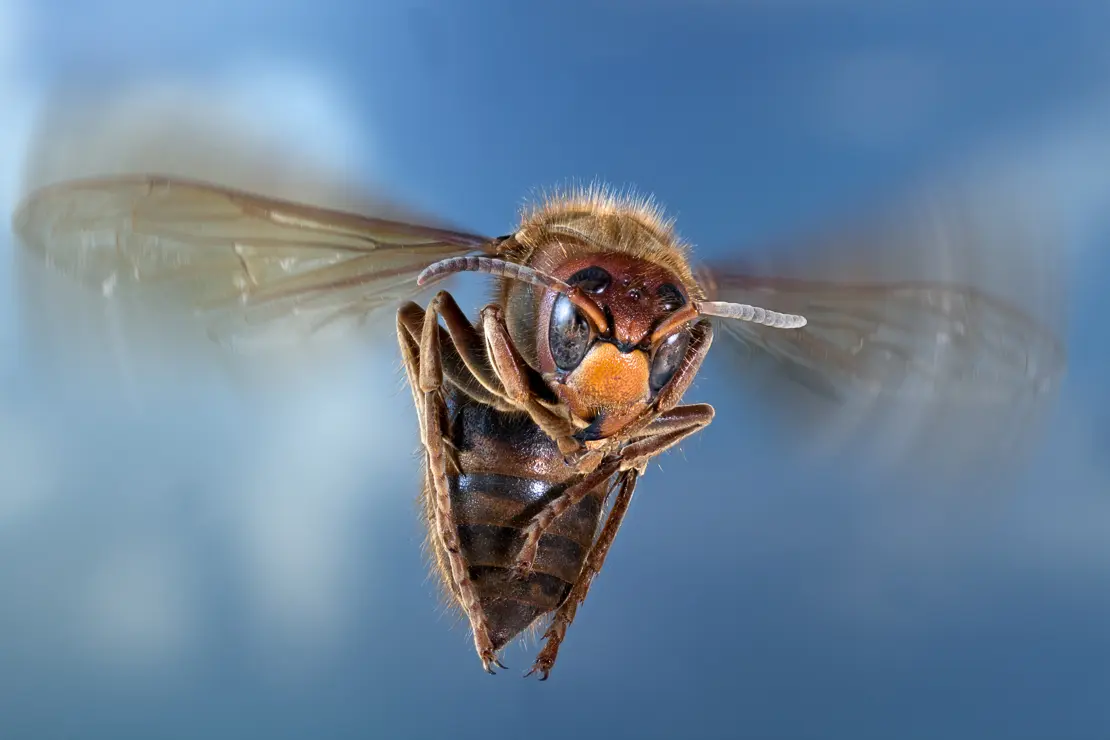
567, 266, 611, 294
650, 330, 690, 393
657, 283, 686, 312
548, 294, 593, 371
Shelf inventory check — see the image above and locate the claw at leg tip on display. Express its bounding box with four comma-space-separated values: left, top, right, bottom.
523, 665, 551, 681
481, 651, 507, 674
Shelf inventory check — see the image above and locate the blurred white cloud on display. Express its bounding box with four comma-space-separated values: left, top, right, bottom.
784, 388, 1110, 631
220, 338, 416, 658
0, 0, 47, 522
0, 405, 57, 526
0, 0, 16, 70
0, 0, 31, 214
19, 63, 372, 205
3, 26, 418, 667
77, 536, 197, 668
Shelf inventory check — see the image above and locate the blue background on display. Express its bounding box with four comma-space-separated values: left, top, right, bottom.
2, 2, 1110, 738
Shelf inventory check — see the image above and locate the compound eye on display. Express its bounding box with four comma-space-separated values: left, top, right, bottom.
549, 293, 593, 371
650, 330, 690, 393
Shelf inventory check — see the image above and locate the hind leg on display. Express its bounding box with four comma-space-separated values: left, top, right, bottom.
396, 300, 504, 674
526, 470, 640, 680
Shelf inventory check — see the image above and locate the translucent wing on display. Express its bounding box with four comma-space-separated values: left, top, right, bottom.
701, 273, 1065, 404
12, 174, 494, 350
696, 183, 1070, 478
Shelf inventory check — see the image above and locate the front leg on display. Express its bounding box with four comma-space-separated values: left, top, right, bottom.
480, 304, 582, 449
618, 403, 715, 472
513, 404, 714, 576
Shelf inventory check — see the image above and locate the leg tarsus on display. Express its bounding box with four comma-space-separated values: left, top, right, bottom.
523, 661, 552, 681
481, 651, 506, 674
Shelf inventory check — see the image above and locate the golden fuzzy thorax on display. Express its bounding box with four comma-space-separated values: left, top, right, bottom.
508, 185, 706, 301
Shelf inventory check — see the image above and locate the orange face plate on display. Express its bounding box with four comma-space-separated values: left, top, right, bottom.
559, 342, 650, 432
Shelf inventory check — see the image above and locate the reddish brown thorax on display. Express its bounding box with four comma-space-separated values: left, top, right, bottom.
535, 252, 692, 439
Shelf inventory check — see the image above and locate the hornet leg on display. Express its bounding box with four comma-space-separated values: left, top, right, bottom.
396, 296, 504, 674
512, 404, 713, 575
525, 470, 640, 680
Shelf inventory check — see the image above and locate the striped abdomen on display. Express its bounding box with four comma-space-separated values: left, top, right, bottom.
434, 389, 608, 650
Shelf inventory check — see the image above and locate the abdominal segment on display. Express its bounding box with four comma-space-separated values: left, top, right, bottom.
439, 394, 608, 649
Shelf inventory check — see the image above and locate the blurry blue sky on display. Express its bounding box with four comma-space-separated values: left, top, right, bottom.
2, 1, 1110, 739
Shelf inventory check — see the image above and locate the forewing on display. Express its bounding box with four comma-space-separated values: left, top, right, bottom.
697, 183, 1070, 479
12, 175, 493, 349
701, 274, 1064, 404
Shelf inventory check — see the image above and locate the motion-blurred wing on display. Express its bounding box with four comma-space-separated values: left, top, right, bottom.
700, 272, 1065, 404
698, 263, 1068, 477
12, 175, 493, 349
695, 176, 1071, 478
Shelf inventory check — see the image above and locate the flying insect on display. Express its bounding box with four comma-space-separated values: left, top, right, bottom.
11, 175, 1066, 678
